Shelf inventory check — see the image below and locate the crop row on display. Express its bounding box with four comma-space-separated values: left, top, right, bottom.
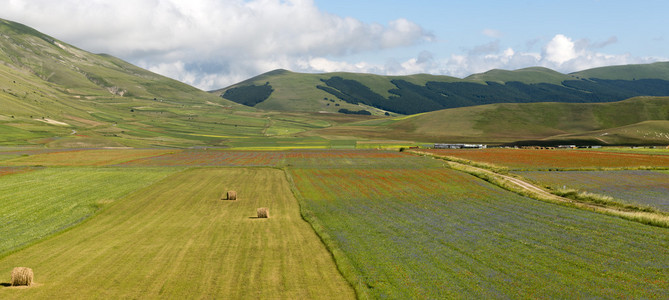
289, 167, 669, 298
422, 148, 669, 169
518, 170, 669, 212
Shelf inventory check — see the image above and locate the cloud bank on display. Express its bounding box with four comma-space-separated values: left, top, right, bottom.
3, 0, 431, 89
2, 1, 665, 90
383, 34, 663, 79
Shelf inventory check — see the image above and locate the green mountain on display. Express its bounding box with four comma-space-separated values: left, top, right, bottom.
1, 18, 365, 149
2, 18, 668, 148
215, 63, 669, 116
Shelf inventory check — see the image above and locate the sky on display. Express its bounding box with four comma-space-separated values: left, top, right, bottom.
2, 0, 668, 90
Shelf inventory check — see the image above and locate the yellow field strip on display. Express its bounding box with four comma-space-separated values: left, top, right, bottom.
0, 168, 353, 299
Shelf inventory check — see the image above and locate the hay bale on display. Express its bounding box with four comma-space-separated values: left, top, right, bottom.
11, 267, 33, 286
225, 191, 237, 200
257, 207, 269, 218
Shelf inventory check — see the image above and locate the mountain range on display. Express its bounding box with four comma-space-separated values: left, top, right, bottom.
1, 17, 668, 147
214, 63, 669, 116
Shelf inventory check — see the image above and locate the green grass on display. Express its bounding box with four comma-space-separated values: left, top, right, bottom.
0, 168, 353, 298
288, 166, 669, 298
464, 66, 574, 84
304, 96, 669, 144
572, 61, 669, 80
0, 167, 178, 256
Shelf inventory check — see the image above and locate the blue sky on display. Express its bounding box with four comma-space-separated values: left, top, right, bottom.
2, 0, 667, 89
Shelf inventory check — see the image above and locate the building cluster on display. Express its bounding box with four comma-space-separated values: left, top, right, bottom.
434, 144, 487, 149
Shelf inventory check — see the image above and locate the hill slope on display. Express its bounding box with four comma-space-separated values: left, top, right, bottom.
215, 63, 669, 115
1, 18, 367, 148
304, 96, 669, 145
2, 18, 667, 147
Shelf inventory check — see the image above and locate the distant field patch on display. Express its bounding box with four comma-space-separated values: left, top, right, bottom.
518, 170, 669, 212
0, 166, 34, 177
117, 149, 285, 166
422, 148, 669, 169
285, 150, 440, 169
0, 167, 177, 256
0, 168, 353, 299
290, 167, 669, 298
3, 149, 177, 166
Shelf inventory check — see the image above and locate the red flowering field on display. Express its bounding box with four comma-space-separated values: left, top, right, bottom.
3, 149, 177, 166
421, 148, 669, 169
0, 166, 34, 177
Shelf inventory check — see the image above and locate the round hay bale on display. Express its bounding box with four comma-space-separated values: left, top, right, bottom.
11, 267, 33, 286
257, 207, 269, 218
226, 191, 237, 200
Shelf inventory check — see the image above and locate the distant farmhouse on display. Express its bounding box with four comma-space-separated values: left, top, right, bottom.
434, 143, 487, 149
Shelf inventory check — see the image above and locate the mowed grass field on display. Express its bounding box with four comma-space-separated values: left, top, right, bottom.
0, 168, 353, 299
0, 167, 178, 255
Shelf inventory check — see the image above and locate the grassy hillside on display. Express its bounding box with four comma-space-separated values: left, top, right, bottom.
304, 96, 669, 145
464, 67, 574, 84
572, 61, 669, 80
215, 63, 669, 115
3, 17, 668, 147
0, 18, 384, 148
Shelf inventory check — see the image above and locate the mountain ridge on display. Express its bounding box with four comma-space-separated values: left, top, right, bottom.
214, 62, 669, 115
2, 17, 668, 147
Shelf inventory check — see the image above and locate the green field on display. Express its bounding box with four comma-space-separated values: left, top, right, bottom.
1, 149, 669, 298
0, 167, 178, 256
289, 166, 669, 298
0, 168, 353, 299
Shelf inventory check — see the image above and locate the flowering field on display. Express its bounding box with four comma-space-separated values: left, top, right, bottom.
117, 149, 285, 167
285, 150, 440, 169
3, 149, 177, 166
422, 148, 669, 169
289, 167, 669, 298
116, 149, 426, 168
0, 166, 34, 177
518, 170, 669, 212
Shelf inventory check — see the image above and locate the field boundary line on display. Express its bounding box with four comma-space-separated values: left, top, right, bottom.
410, 150, 669, 228
283, 168, 370, 300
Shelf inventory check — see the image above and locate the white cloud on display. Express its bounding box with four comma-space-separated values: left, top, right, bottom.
310, 33, 663, 80
2, 0, 432, 89
543, 34, 578, 65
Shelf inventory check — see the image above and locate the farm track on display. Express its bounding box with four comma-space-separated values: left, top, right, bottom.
0, 168, 354, 299
414, 151, 669, 227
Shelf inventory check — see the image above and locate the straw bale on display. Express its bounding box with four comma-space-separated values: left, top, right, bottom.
257, 207, 269, 218
11, 267, 33, 286
222, 190, 237, 200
